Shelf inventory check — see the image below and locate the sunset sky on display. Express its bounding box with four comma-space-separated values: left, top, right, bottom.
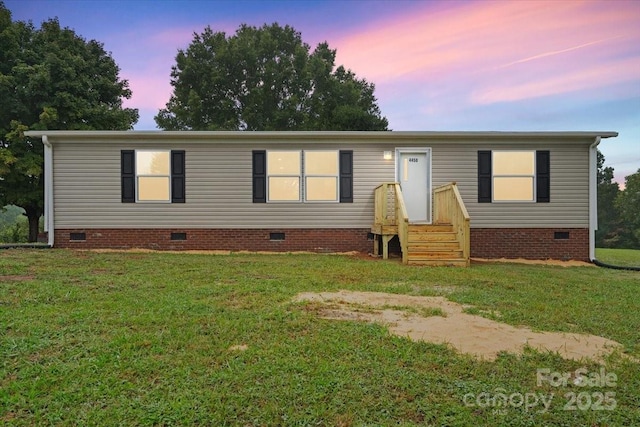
6, 0, 640, 184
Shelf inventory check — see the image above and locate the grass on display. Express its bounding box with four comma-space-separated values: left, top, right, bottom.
596, 248, 640, 268
1, 249, 639, 426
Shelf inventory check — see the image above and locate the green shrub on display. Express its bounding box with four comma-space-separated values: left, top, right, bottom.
0, 205, 29, 243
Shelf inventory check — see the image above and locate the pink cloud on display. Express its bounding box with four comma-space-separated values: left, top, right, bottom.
471, 56, 640, 104
333, 0, 640, 104
123, 73, 173, 110
148, 27, 199, 47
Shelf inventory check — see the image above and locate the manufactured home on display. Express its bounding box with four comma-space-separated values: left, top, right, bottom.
25, 131, 617, 266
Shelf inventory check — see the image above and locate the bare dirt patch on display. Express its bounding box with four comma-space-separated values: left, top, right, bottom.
228, 344, 249, 352
472, 258, 595, 267
294, 291, 622, 361
85, 249, 360, 256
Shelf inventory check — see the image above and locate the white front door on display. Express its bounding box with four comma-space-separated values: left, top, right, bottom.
397, 149, 431, 223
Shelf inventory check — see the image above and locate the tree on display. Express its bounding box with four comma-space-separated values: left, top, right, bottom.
0, 3, 138, 241
595, 151, 621, 247
155, 23, 388, 131
615, 169, 640, 249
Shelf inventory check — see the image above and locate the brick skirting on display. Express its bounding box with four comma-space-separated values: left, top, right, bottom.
54, 227, 590, 261
470, 228, 589, 261
54, 228, 373, 253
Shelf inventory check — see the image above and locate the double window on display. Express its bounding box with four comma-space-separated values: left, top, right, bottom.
478, 150, 550, 203
121, 150, 185, 203
253, 150, 353, 203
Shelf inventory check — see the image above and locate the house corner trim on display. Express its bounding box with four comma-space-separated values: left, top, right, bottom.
588, 137, 600, 261
42, 135, 55, 247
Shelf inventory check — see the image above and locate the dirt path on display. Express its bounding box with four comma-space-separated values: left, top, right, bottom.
294, 291, 623, 361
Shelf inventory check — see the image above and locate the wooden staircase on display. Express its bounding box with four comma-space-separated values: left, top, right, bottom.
372, 182, 470, 267
406, 223, 467, 266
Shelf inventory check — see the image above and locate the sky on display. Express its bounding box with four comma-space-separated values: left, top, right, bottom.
5, 0, 640, 185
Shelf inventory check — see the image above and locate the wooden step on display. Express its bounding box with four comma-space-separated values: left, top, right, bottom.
408, 241, 461, 250
408, 232, 457, 242
408, 224, 454, 233
408, 258, 469, 267
408, 249, 464, 259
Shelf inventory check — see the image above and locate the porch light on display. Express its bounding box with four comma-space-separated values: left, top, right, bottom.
383, 151, 393, 160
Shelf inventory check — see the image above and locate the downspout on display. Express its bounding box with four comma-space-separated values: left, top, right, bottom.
42, 135, 54, 247
588, 137, 600, 261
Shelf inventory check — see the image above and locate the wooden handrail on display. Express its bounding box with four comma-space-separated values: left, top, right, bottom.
393, 183, 410, 264
433, 182, 470, 266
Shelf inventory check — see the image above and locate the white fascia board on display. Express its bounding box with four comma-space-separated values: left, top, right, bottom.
24, 130, 619, 143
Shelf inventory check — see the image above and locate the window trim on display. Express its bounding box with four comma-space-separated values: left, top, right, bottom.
304, 150, 340, 203
266, 150, 302, 203
491, 150, 536, 203
135, 149, 172, 203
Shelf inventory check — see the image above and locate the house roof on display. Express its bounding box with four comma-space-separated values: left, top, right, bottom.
25, 130, 618, 143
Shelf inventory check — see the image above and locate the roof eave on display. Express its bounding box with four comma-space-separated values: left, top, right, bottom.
24, 130, 619, 142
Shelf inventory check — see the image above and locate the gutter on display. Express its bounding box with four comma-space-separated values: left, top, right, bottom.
588, 137, 600, 262
42, 135, 54, 247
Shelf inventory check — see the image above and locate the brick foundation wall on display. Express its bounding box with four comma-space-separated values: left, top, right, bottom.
470, 228, 589, 261
54, 227, 590, 261
54, 228, 373, 253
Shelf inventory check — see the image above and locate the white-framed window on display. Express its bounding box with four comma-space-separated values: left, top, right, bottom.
492, 150, 535, 202
304, 150, 339, 202
264, 150, 341, 202
254, 150, 352, 204
136, 150, 171, 202
267, 150, 301, 202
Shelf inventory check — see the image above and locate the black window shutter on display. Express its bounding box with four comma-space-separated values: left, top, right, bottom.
121, 150, 135, 203
477, 150, 492, 203
339, 150, 353, 203
536, 150, 550, 203
253, 150, 266, 203
171, 150, 186, 203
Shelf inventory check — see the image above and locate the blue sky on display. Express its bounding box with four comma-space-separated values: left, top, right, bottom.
6, 0, 640, 185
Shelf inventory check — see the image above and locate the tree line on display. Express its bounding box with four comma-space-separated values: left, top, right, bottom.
0, 2, 388, 241
597, 152, 640, 249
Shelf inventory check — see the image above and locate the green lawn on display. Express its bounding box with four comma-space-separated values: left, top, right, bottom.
596, 248, 640, 268
1, 249, 639, 426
